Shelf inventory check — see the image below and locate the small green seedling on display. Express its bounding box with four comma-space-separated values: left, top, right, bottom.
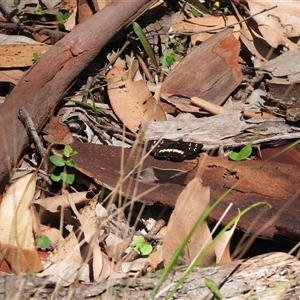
191, 7, 199, 17
159, 49, 182, 68
32, 52, 40, 62
229, 143, 252, 161
13, 0, 21, 9
159, 37, 186, 68
35, 4, 46, 15
131, 236, 153, 256
49, 144, 77, 185
204, 278, 222, 300
56, 11, 69, 25
36, 235, 51, 249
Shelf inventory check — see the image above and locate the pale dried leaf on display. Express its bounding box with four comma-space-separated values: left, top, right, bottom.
162, 177, 215, 266
215, 216, 239, 263
248, 0, 300, 38
38, 261, 90, 286
67, 193, 112, 282
0, 69, 24, 85
121, 258, 149, 273
0, 174, 42, 274
49, 231, 82, 264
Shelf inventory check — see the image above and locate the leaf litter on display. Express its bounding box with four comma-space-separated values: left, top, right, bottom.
0, 0, 300, 297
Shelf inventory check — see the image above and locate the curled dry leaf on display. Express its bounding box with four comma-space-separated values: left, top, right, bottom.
248, 0, 300, 47
107, 58, 166, 133
162, 176, 215, 266
0, 174, 42, 274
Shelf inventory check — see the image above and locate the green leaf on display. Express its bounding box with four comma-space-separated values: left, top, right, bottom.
229, 144, 252, 161
60, 172, 75, 184
32, 52, 40, 62
63, 144, 77, 158
63, 144, 73, 157
204, 278, 222, 300
132, 22, 158, 68
49, 155, 65, 167
57, 11, 69, 23
13, 0, 21, 8
65, 159, 75, 167
170, 52, 182, 62
36, 235, 51, 249
140, 243, 153, 256
51, 173, 62, 182
191, 8, 199, 17
57, 11, 64, 21
131, 236, 152, 256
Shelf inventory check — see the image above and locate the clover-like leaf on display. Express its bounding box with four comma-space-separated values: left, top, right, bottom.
131, 236, 153, 256
49, 155, 65, 167
36, 235, 51, 249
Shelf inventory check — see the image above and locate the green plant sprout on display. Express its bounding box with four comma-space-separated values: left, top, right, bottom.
49, 144, 77, 185
229, 130, 261, 161
35, 4, 46, 16
56, 11, 69, 25
159, 49, 182, 68
204, 278, 222, 300
159, 37, 187, 68
131, 236, 153, 256
132, 21, 159, 68
13, 0, 21, 9
229, 143, 252, 161
36, 235, 51, 249
32, 52, 40, 62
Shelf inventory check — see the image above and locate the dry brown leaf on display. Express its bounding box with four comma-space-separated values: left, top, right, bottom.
0, 174, 42, 274
0, 44, 51, 68
67, 193, 112, 282
162, 177, 215, 266
107, 58, 166, 133
0, 69, 24, 85
42, 116, 74, 145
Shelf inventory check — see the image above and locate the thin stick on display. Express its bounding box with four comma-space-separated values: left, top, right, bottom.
171, 6, 277, 36
191, 97, 277, 119
18, 107, 45, 159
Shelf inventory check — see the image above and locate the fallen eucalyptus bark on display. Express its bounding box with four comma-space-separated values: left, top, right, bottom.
0, 0, 157, 190
1, 252, 300, 299
141, 112, 300, 150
